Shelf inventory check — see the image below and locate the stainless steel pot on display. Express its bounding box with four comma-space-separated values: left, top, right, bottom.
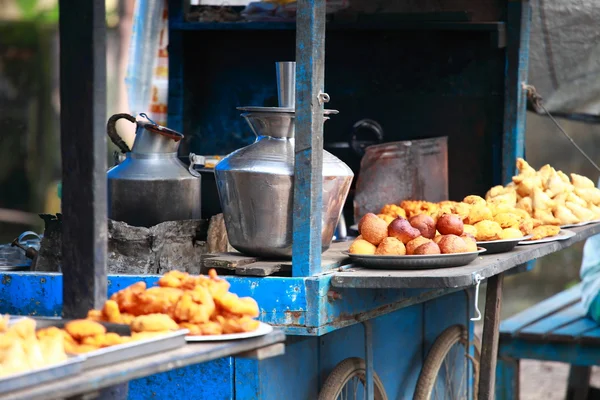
106, 113, 201, 227
215, 62, 354, 259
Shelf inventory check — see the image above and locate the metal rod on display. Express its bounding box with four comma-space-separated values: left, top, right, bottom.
362, 321, 374, 400
292, 0, 326, 276
276, 61, 296, 108
59, 0, 108, 317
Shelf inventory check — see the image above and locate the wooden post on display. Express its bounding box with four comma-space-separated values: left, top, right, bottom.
59, 0, 108, 317
478, 273, 504, 400
502, 0, 531, 184
293, 0, 327, 277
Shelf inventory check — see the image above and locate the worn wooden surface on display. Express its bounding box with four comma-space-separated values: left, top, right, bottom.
59, 0, 107, 317
204, 241, 350, 277
292, 0, 327, 277
331, 223, 600, 289
1, 331, 285, 400
478, 273, 504, 400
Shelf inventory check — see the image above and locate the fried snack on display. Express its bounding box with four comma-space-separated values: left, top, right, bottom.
87, 309, 103, 322
110, 281, 147, 315
178, 323, 202, 335
413, 242, 441, 255
474, 220, 503, 241
571, 173, 596, 189
405, 237, 431, 255
131, 331, 169, 341
173, 290, 214, 324
460, 234, 478, 252
499, 228, 523, 240
359, 213, 388, 246
375, 237, 407, 255
102, 300, 123, 324
64, 320, 106, 341
81, 332, 124, 348
463, 224, 478, 237
215, 315, 260, 334
131, 314, 179, 333
463, 195, 487, 207
376, 214, 395, 224
348, 239, 376, 255
213, 292, 259, 318
437, 235, 469, 254
466, 205, 493, 225
379, 204, 407, 219
134, 287, 184, 316
529, 225, 561, 241
494, 213, 522, 229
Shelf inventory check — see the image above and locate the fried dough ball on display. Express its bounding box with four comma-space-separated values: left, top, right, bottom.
358, 213, 388, 245
463, 195, 487, 207
131, 314, 178, 333
375, 237, 407, 256
494, 213, 522, 229
405, 237, 431, 255
349, 239, 377, 255
379, 204, 407, 219
64, 320, 106, 341
499, 228, 523, 240
519, 219, 534, 235
437, 235, 469, 254
413, 242, 441, 255
87, 309, 104, 322
466, 205, 493, 225
433, 235, 443, 244
463, 224, 478, 237
473, 220, 503, 241
436, 214, 464, 236
460, 233, 478, 252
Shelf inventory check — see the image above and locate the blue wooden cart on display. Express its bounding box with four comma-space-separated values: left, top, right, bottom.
2, 0, 580, 399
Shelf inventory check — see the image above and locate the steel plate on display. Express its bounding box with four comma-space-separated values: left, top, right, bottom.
476, 235, 532, 254
344, 248, 487, 270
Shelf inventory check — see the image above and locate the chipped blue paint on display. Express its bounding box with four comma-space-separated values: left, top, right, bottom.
502, 1, 531, 184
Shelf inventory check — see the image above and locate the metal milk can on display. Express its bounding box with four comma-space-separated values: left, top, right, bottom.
215, 62, 354, 259
106, 113, 201, 227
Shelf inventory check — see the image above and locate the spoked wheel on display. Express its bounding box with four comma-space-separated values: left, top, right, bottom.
413, 325, 481, 400
318, 357, 388, 400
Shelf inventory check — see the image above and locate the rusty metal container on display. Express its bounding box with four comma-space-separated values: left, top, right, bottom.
353, 137, 448, 223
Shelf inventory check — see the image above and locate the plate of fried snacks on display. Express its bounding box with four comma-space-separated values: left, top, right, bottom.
476, 236, 532, 255
0, 316, 85, 393
86, 269, 269, 342
518, 229, 576, 245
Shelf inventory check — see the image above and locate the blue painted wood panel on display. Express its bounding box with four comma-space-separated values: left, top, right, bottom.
519, 303, 586, 337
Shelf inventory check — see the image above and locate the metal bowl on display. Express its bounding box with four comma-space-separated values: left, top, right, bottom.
344, 248, 486, 270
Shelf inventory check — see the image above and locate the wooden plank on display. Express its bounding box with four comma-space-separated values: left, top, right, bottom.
58, 0, 107, 317
292, 0, 327, 277
3, 330, 285, 400
331, 224, 600, 289
566, 365, 591, 400
518, 303, 586, 339
478, 273, 504, 400
235, 262, 290, 277
500, 284, 581, 336
549, 318, 599, 341
495, 358, 519, 400
236, 343, 285, 360
204, 253, 259, 270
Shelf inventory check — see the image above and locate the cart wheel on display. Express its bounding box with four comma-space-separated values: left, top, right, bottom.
318, 357, 388, 400
413, 325, 481, 400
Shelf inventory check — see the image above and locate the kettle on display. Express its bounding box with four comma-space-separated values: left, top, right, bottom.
106, 113, 201, 227
214, 62, 354, 259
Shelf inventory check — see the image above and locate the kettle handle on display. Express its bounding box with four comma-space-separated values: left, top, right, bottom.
107, 113, 136, 153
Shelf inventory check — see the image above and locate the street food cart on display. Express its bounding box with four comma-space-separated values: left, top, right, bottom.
4, 0, 600, 399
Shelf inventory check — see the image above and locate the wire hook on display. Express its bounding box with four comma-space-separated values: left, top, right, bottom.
470, 274, 484, 321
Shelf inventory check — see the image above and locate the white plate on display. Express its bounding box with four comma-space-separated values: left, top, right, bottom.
185, 322, 273, 342
518, 229, 576, 245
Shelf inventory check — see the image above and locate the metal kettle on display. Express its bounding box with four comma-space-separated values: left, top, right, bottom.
106, 113, 201, 227
214, 62, 354, 259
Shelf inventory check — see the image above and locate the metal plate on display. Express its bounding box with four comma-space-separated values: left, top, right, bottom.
344, 248, 487, 270
476, 235, 532, 254
561, 220, 600, 229
186, 322, 273, 342
81, 329, 188, 370
0, 355, 85, 395
518, 229, 576, 245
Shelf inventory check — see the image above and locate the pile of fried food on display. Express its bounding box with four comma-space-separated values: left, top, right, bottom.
485, 158, 600, 226
87, 269, 261, 337
0, 317, 68, 377
349, 212, 480, 256
371, 158, 600, 242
